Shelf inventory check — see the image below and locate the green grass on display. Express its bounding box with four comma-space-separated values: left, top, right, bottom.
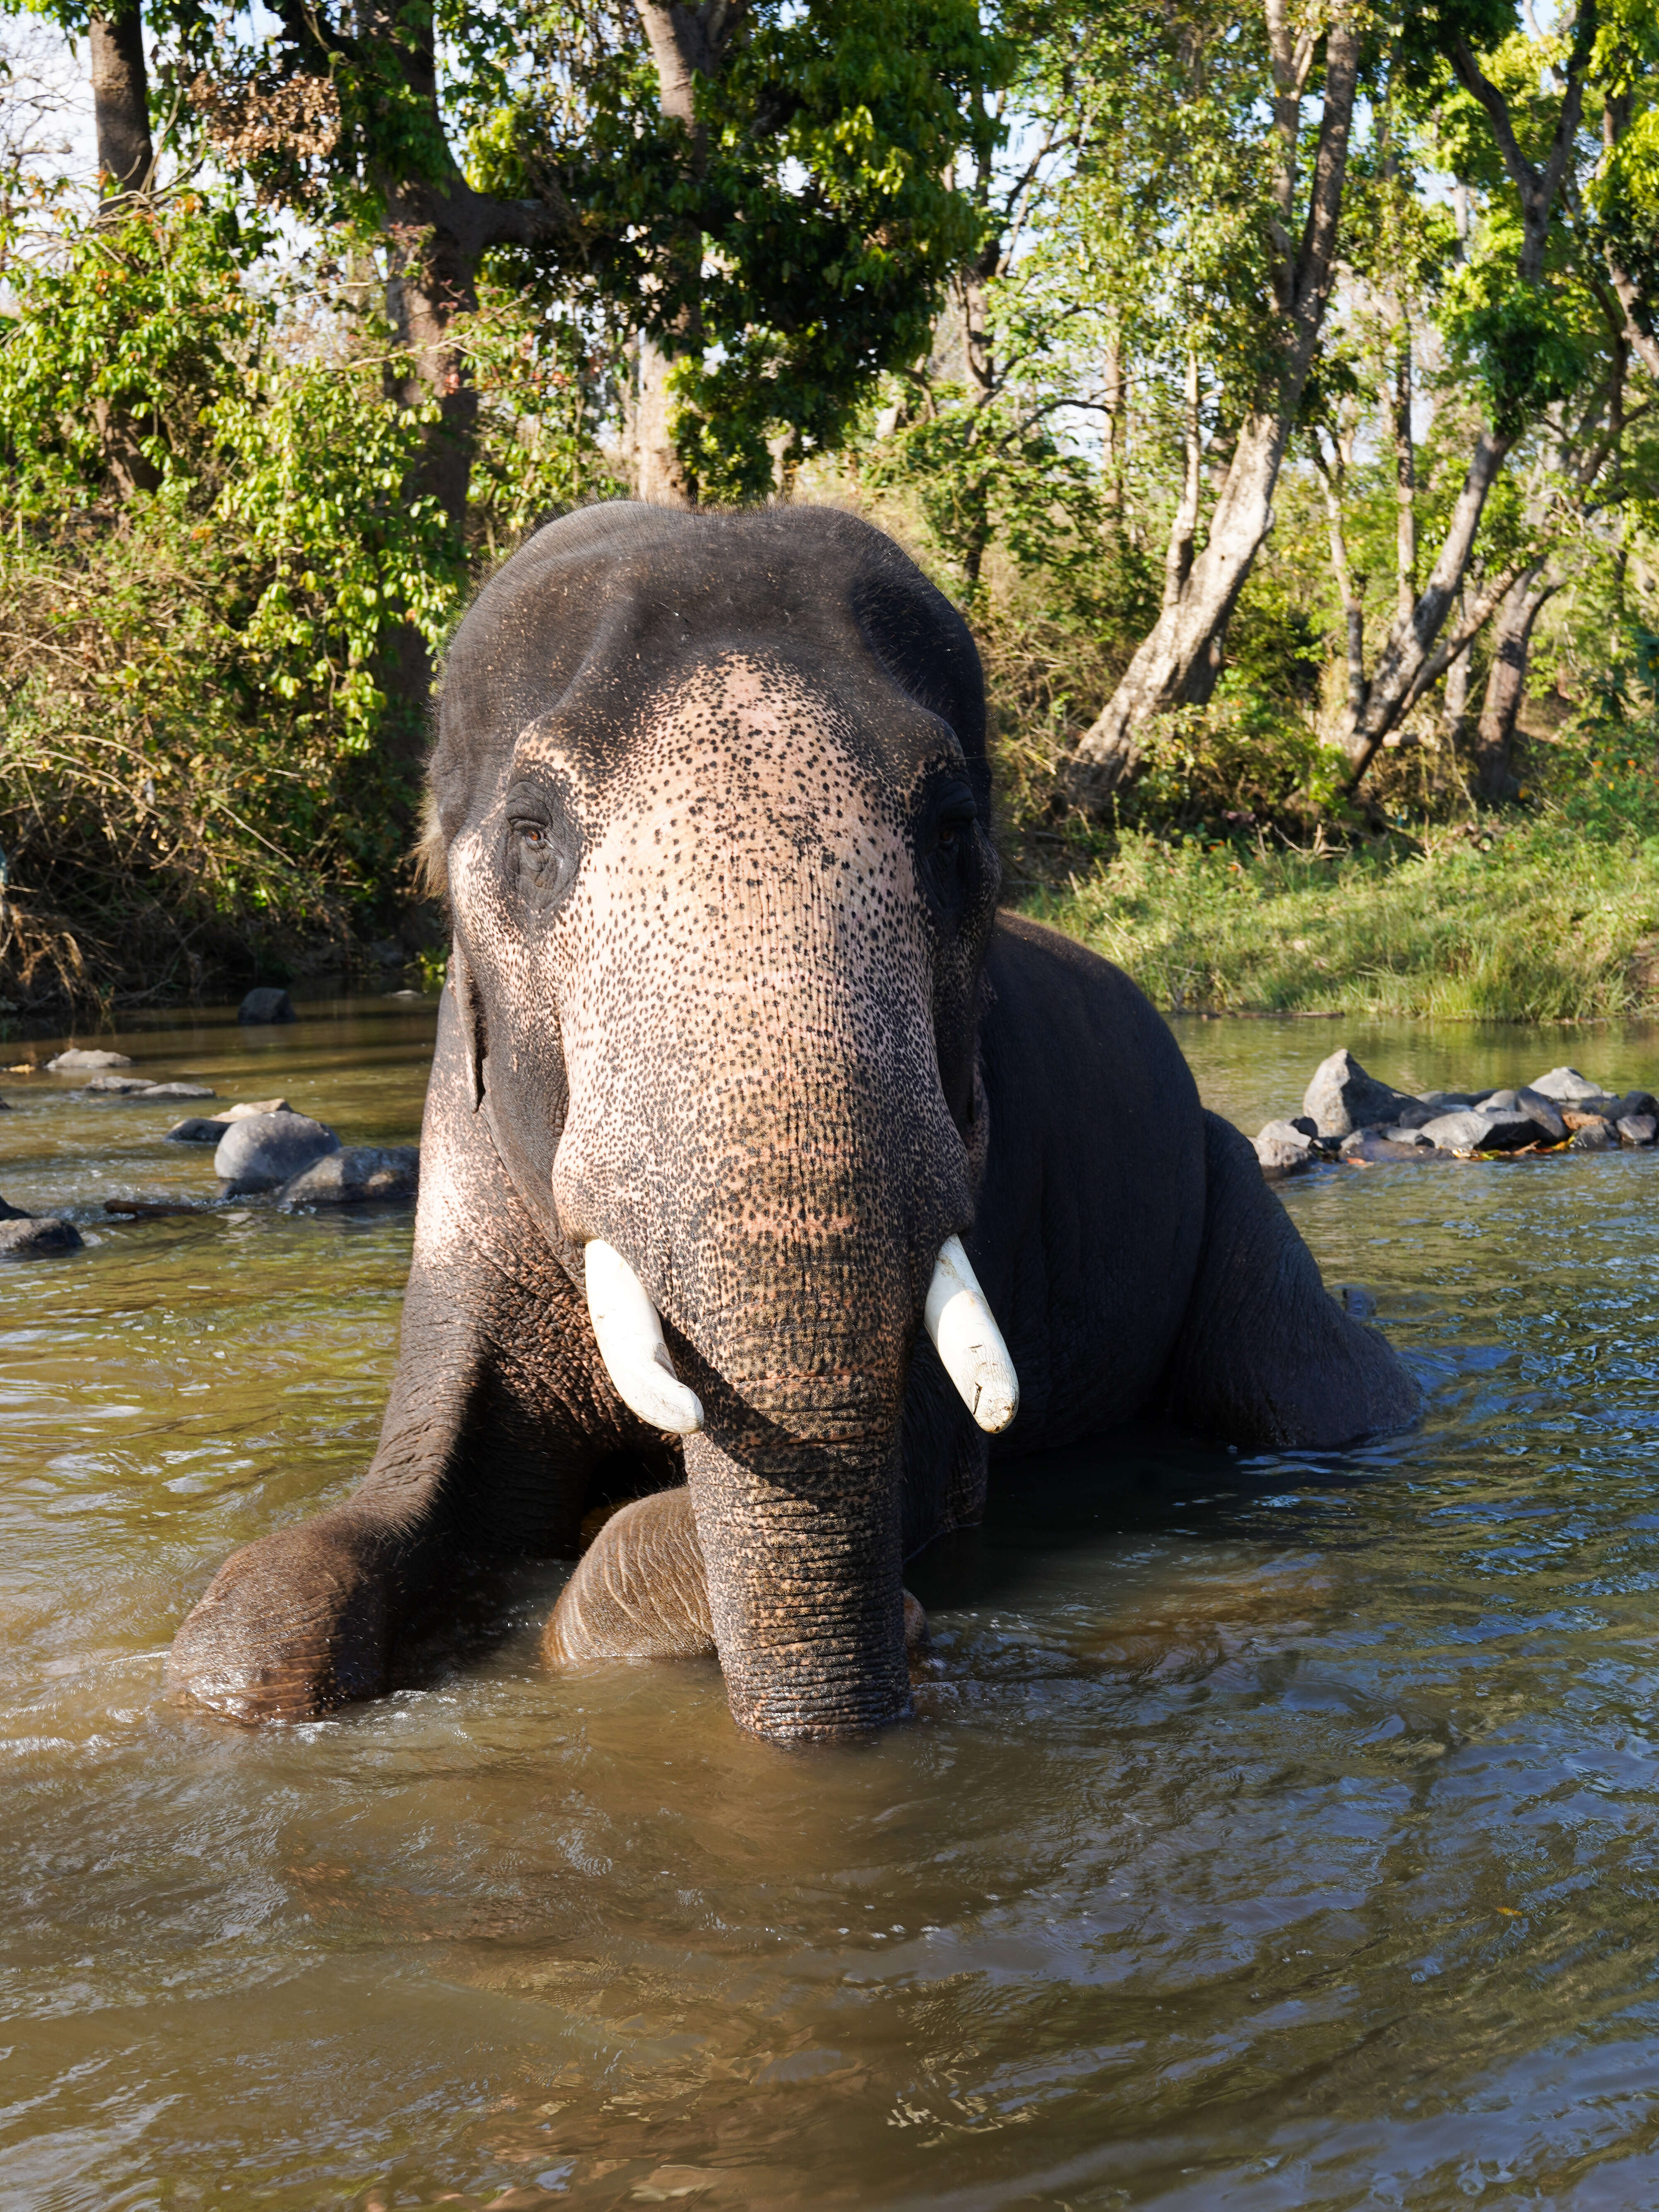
1023, 812, 1659, 1022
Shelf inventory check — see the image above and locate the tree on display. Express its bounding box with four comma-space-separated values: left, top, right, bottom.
1065, 0, 1363, 803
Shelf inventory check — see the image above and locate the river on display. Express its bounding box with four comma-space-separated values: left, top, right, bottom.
2, 996, 1657, 2210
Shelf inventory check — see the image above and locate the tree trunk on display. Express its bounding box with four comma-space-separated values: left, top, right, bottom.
1102, 324, 1126, 525
89, 11, 162, 496
1391, 319, 1416, 622
1600, 95, 1659, 383
1472, 568, 1554, 800
1341, 426, 1515, 782
1442, 623, 1472, 748
631, 1, 747, 506
90, 11, 153, 195
349, 0, 578, 756
1070, 5, 1361, 806
1162, 349, 1201, 612
1337, 25, 1596, 789
1314, 441, 1366, 722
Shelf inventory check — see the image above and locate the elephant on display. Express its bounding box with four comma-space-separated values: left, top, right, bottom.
166, 501, 1418, 1742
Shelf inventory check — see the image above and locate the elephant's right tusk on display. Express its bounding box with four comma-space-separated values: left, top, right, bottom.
925, 1236, 1020, 1434
584, 1240, 704, 1436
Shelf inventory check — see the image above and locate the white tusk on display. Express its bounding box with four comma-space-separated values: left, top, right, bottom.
584, 1239, 703, 1436
924, 1235, 1019, 1435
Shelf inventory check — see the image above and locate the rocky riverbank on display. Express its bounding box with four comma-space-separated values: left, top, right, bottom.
0, 1042, 419, 1255
1255, 1050, 1658, 1175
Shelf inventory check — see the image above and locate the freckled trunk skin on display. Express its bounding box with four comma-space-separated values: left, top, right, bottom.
683, 1430, 909, 1737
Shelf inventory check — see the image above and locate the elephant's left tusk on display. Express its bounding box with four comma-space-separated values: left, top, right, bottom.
584, 1240, 704, 1436
925, 1236, 1019, 1434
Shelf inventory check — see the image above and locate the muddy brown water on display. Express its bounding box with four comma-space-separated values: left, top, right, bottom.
2, 998, 1659, 2210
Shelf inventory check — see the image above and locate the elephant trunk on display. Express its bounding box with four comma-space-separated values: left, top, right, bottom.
573, 1230, 1017, 1739
682, 1424, 909, 1739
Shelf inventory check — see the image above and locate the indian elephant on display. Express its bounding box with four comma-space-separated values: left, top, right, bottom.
166, 502, 1418, 1742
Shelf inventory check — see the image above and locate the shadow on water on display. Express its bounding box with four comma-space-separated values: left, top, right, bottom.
2, 1001, 1659, 2210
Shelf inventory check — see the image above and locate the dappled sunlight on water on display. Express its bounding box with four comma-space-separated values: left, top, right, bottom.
2, 1002, 1658, 2207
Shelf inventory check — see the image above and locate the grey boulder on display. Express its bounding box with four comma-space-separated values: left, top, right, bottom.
1254, 1120, 1318, 1178
214, 1111, 340, 1195
134, 1082, 216, 1101
1529, 1066, 1611, 1102
0, 1213, 83, 1256
1302, 1049, 1418, 1138
1419, 1107, 1538, 1153
1615, 1089, 1658, 1122
85, 1074, 155, 1094
45, 1048, 131, 1072
1619, 1114, 1657, 1146
1569, 1118, 1617, 1151
238, 987, 296, 1025
277, 1145, 420, 1209
1514, 1087, 1568, 1142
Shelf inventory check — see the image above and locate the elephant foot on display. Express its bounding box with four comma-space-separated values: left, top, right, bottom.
165, 1516, 396, 1723
544, 1487, 929, 1667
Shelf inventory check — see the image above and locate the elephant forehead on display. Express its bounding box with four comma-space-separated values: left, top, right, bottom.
571, 658, 923, 961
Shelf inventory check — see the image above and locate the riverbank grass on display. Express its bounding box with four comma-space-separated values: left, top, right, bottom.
1022, 810, 1659, 1022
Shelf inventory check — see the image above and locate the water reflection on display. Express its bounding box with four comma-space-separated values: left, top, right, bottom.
1, 1001, 1657, 2209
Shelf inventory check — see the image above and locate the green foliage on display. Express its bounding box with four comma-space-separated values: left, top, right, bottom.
1027, 803, 1659, 1021
455, 0, 1004, 501
1440, 242, 1589, 436
0, 194, 260, 501
0, 188, 619, 1003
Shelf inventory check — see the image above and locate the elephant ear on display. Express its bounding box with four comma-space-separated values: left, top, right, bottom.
850, 556, 989, 805
448, 937, 487, 1112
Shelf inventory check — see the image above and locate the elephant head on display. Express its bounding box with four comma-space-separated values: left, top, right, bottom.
429, 503, 1017, 1739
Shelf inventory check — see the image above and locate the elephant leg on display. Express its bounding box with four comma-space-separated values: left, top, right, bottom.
167, 1248, 604, 1723
1157, 1110, 1421, 1450
546, 1487, 931, 1665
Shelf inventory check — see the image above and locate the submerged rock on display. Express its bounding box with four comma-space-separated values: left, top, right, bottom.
0, 1213, 83, 1256
237, 987, 296, 1025
134, 1082, 216, 1101
1341, 1131, 1436, 1164
214, 1110, 340, 1195
1569, 1118, 1618, 1150
276, 1144, 420, 1209
45, 1048, 131, 1072
165, 1118, 229, 1144
85, 1074, 155, 1095
1303, 1049, 1418, 1138
165, 1096, 294, 1144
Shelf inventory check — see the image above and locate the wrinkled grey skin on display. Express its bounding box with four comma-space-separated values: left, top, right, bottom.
167, 504, 1418, 1742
